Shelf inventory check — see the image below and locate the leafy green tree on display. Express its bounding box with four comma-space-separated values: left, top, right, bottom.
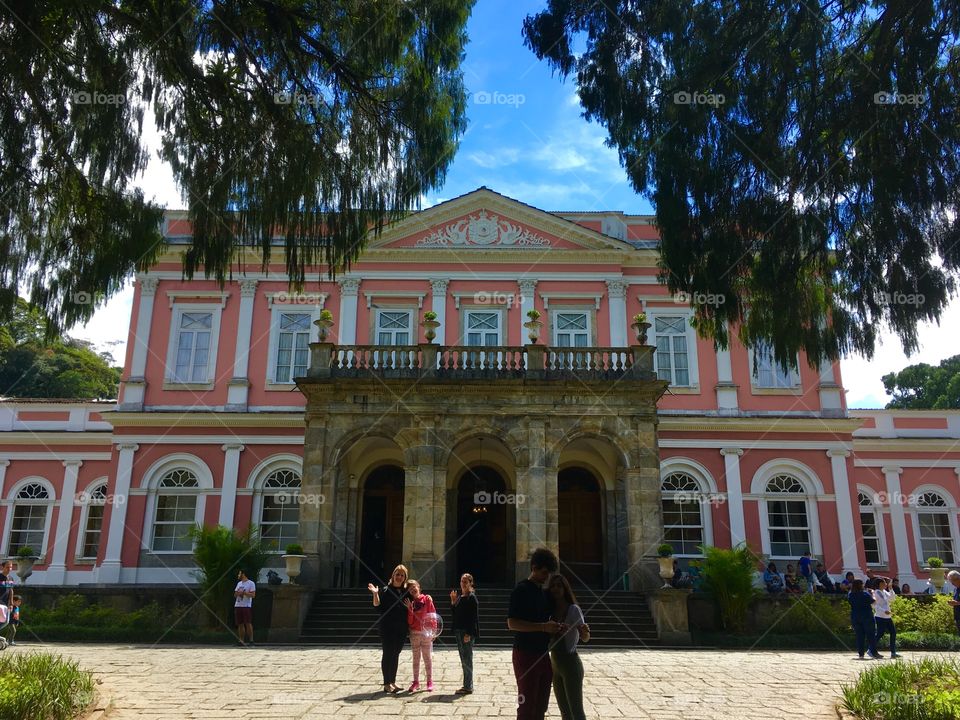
0, 299, 121, 398
524, 1, 959, 367
699, 544, 763, 631
189, 525, 270, 626
882, 355, 960, 409
0, 0, 472, 333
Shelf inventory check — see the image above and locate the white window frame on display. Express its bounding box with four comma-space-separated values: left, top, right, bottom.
909, 487, 959, 567
75, 478, 108, 561
140, 455, 212, 554
659, 459, 719, 558
2, 478, 56, 558
646, 309, 699, 388
266, 306, 318, 385
164, 303, 223, 385
749, 342, 801, 389
258, 468, 302, 553
247, 454, 305, 554
751, 461, 823, 561
856, 487, 888, 567
463, 308, 503, 347
375, 307, 415, 346
551, 309, 592, 347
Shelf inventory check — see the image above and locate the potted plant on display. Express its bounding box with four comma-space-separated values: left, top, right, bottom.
657, 543, 675, 588
523, 309, 543, 343
632, 312, 652, 344
314, 309, 334, 342
926, 556, 946, 592
421, 311, 441, 342
282, 543, 307, 583
15, 546, 37, 583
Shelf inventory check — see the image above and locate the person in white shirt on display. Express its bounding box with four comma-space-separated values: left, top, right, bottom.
234, 569, 257, 647
872, 577, 900, 659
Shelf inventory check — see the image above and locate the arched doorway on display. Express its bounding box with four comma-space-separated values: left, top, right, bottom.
456, 466, 510, 586
558, 468, 603, 587
360, 465, 405, 585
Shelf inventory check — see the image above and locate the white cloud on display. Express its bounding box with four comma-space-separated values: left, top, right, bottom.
71, 282, 135, 365
467, 148, 521, 169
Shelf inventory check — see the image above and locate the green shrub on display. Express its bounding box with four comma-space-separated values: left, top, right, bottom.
0, 652, 94, 720
189, 524, 269, 624
21, 624, 235, 644
657, 543, 673, 557
759, 593, 850, 635
285, 544, 304, 555
700, 544, 763, 631
927, 557, 944, 568
891, 595, 955, 634
878, 631, 960, 651
840, 657, 960, 719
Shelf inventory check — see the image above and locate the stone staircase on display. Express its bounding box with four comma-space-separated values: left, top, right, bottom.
299, 587, 660, 647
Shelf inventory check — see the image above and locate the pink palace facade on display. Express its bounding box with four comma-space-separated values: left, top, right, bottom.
0, 188, 958, 590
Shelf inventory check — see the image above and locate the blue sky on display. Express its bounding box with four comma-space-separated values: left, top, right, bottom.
72, 1, 956, 408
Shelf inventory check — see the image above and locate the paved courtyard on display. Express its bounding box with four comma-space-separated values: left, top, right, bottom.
11, 642, 882, 719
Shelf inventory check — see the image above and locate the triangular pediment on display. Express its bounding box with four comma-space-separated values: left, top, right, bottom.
367, 188, 635, 252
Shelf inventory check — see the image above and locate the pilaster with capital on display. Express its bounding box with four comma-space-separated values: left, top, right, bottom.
429, 279, 449, 345
518, 279, 538, 344
337, 278, 360, 344
882, 465, 916, 586
720, 447, 746, 546
827, 449, 860, 573
606, 278, 628, 347
300, 416, 333, 585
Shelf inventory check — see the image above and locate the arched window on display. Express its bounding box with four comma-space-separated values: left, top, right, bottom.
765, 474, 810, 558
915, 491, 955, 565
260, 469, 301, 551
152, 469, 200, 552
661, 472, 706, 556
9, 482, 52, 555
78, 483, 108, 560
857, 491, 884, 566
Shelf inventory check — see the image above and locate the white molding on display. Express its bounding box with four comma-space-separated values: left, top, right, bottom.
265, 292, 327, 308
882, 465, 917, 586
645, 308, 700, 388
751, 460, 824, 559
539, 292, 602, 310
75, 478, 108, 561
720, 447, 746, 546
163, 302, 224, 384
109, 435, 305, 445
0, 453, 112, 461
219, 443, 245, 527
1, 477, 56, 557
365, 291, 425, 309
265, 305, 320, 387
855, 483, 890, 567
854, 459, 960, 469
660, 458, 719, 553
166, 290, 229, 308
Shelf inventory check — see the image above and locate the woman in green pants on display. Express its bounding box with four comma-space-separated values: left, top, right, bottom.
547, 574, 590, 720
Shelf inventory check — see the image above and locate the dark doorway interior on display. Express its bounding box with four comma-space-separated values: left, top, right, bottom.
558, 467, 604, 587
359, 466, 404, 586
456, 466, 509, 587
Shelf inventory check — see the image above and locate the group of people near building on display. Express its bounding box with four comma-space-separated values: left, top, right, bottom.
0, 560, 22, 645
367, 548, 588, 720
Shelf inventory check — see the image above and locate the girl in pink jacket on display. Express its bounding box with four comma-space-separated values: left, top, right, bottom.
404, 580, 437, 692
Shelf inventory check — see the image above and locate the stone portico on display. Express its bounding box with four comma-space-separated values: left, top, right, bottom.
296, 341, 667, 590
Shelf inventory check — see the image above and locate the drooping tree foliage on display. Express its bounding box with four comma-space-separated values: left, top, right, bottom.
882, 354, 960, 409
524, 1, 960, 367
0, 0, 472, 333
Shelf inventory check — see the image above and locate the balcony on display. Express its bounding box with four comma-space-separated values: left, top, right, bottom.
304, 343, 657, 382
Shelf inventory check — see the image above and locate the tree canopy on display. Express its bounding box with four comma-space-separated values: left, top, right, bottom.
524, 1, 959, 367
0, 299, 121, 399
882, 355, 960, 409
0, 0, 472, 334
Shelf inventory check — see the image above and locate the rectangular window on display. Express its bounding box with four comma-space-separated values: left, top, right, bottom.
261, 496, 300, 551
80, 504, 105, 559
753, 342, 800, 388
661, 498, 704, 556
9, 505, 47, 554
152, 495, 197, 552
376, 310, 412, 346
860, 510, 883, 565
173, 312, 213, 382
767, 499, 811, 557
654, 316, 690, 386
274, 312, 312, 383
918, 512, 955, 565
554, 312, 589, 347
464, 310, 501, 346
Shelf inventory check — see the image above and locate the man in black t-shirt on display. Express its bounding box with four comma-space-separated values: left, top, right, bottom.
507, 547, 559, 720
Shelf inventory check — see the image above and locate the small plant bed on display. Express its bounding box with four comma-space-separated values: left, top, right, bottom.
0, 652, 95, 720
840, 657, 960, 719
692, 631, 850, 650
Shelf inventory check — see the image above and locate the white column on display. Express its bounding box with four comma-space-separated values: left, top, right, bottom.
99, 443, 138, 584
827, 450, 860, 573
47, 460, 82, 584
121, 275, 158, 410
605, 279, 628, 347
721, 448, 746, 546
338, 278, 360, 344
430, 279, 448, 344
227, 279, 258, 410
218, 443, 245, 528
818, 359, 844, 417
518, 279, 537, 343
883, 465, 916, 586
715, 322, 739, 414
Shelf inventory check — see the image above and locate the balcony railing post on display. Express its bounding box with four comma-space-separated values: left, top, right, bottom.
631, 344, 655, 378
420, 343, 438, 377
526, 343, 545, 378
308, 341, 335, 377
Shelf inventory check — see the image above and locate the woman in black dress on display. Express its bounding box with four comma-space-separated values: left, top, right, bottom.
368, 564, 409, 693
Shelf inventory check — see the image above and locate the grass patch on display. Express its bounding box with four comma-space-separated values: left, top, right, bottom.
840, 657, 960, 719
0, 652, 94, 720
878, 632, 960, 651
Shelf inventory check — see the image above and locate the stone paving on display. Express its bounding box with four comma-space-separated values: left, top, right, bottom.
15, 642, 880, 719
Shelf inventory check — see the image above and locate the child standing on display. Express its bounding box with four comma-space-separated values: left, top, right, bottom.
451, 573, 480, 695
7, 595, 20, 645
404, 580, 436, 692
872, 578, 900, 658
